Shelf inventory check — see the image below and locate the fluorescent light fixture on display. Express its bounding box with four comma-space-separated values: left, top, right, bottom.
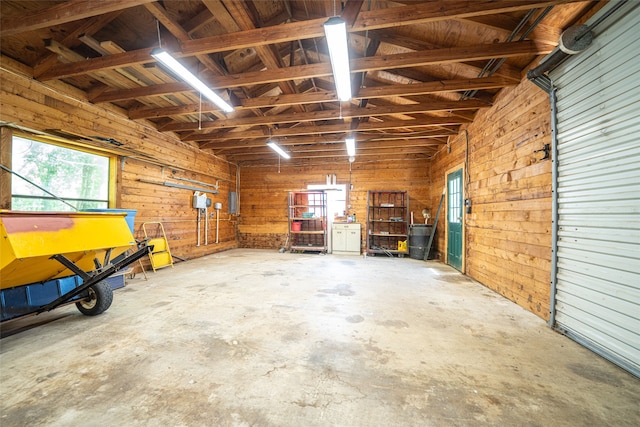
323, 17, 352, 102
267, 141, 290, 159
345, 136, 356, 157
151, 48, 234, 113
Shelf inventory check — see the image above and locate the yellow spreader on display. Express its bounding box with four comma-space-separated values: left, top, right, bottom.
0, 211, 150, 322
0, 211, 136, 289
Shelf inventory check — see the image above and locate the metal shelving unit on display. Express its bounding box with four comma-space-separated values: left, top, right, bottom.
288, 190, 327, 253
366, 190, 409, 257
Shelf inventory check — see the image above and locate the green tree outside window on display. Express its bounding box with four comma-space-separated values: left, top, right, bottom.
11, 137, 110, 211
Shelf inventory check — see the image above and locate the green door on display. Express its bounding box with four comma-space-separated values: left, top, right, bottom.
447, 169, 463, 270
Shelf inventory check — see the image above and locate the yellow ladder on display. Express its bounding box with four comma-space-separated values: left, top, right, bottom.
142, 222, 174, 272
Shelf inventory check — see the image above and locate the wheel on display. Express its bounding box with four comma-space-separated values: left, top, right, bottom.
76, 280, 113, 316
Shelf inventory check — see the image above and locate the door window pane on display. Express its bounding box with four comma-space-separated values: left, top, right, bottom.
448, 174, 461, 224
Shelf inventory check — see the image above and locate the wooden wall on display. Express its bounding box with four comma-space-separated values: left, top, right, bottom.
1, 54, 553, 321
429, 78, 552, 320
238, 158, 431, 250
0, 59, 238, 268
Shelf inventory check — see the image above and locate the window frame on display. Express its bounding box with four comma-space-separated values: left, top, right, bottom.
10, 133, 117, 211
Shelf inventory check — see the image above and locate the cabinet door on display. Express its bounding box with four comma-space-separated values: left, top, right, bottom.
345, 228, 360, 252
332, 229, 346, 251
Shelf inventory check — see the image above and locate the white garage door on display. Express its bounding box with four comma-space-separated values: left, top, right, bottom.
550, 2, 640, 377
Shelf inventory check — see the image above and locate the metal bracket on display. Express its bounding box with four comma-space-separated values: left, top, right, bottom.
534, 143, 551, 160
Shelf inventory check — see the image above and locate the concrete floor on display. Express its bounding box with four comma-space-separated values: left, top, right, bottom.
1, 249, 639, 427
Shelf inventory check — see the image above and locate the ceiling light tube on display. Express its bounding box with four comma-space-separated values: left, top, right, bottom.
151, 48, 234, 113
267, 141, 290, 159
323, 17, 352, 102
345, 136, 356, 157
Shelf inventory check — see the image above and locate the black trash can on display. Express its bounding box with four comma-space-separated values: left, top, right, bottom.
409, 224, 432, 260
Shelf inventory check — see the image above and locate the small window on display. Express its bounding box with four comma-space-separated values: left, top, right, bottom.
308, 184, 347, 219
11, 136, 112, 211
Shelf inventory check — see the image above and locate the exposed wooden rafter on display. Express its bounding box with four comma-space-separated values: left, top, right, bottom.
91, 42, 548, 104
34, 1, 569, 81
0, 0, 588, 165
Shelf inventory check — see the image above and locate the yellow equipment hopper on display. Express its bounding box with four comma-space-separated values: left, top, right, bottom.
0, 211, 150, 321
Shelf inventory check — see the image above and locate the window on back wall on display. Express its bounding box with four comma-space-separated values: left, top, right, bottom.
308, 184, 346, 219
11, 136, 112, 211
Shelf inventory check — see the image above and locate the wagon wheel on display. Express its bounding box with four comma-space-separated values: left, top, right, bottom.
76, 281, 113, 316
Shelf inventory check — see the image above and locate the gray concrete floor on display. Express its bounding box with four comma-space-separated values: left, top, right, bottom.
1, 248, 639, 427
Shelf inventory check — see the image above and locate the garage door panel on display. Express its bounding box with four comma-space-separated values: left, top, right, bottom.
557, 111, 640, 149
554, 307, 639, 371
558, 145, 640, 177
559, 201, 639, 214
557, 250, 639, 278
556, 277, 639, 314
556, 65, 640, 119
558, 214, 640, 230
558, 186, 638, 202
549, 1, 640, 377
556, 270, 639, 305
558, 237, 640, 257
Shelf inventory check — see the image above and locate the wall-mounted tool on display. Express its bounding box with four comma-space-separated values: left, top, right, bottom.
534, 143, 551, 160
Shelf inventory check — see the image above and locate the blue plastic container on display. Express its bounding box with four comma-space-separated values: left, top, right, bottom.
0, 276, 82, 321
82, 209, 137, 233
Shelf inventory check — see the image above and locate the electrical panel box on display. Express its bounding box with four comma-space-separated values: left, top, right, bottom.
193, 192, 208, 209
228, 192, 237, 214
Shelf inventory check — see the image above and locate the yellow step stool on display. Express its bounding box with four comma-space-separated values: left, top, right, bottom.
142, 222, 174, 272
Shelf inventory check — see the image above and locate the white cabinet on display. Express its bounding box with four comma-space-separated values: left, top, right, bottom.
332, 223, 361, 255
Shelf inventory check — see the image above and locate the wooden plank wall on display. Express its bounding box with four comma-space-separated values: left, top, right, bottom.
0, 60, 238, 270
429, 78, 552, 320
119, 157, 238, 262
238, 158, 431, 250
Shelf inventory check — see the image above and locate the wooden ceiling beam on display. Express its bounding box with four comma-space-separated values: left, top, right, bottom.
225, 145, 432, 161
221, 0, 302, 112
359, 76, 513, 99
144, 2, 228, 78
295, 139, 445, 152
0, 0, 156, 37
93, 39, 205, 112
197, 129, 453, 150
93, 41, 547, 103
199, 134, 347, 150
35, 0, 570, 81
129, 89, 332, 119
351, 40, 553, 74
352, 0, 573, 30
341, 0, 366, 26
231, 153, 429, 165
220, 145, 436, 161
183, 118, 468, 142
129, 76, 511, 119
183, 7, 216, 36
460, 15, 562, 46
34, 18, 327, 80
356, 29, 522, 82
160, 99, 488, 132
33, 10, 123, 77
43, 39, 140, 90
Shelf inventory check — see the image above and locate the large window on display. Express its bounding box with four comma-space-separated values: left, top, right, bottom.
11, 136, 112, 211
